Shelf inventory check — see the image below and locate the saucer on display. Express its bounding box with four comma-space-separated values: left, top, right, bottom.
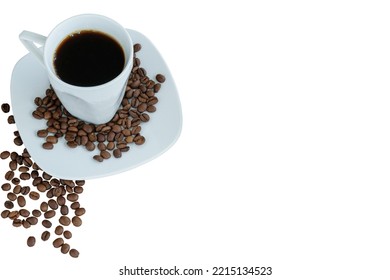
11, 29, 182, 180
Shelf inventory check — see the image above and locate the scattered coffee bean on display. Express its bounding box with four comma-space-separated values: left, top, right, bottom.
41, 231, 50, 241
5, 170, 14, 180
1, 103, 10, 113
40, 202, 49, 212
32, 209, 41, 217
1, 183, 11, 191
27, 236, 36, 247
48, 199, 58, 210
72, 216, 82, 227
29, 191, 40, 200
42, 142, 54, 150
55, 225, 64, 235
60, 205, 69, 215
69, 248, 79, 258
0, 151, 10, 159
17, 196, 26, 207
75, 207, 86, 216
133, 43, 142, 52
42, 219, 52, 228
53, 237, 64, 248
156, 74, 166, 83
59, 216, 71, 226
26, 217, 38, 225
63, 230, 72, 239
7, 192, 17, 201
4, 201, 14, 209
7, 115, 15, 124
61, 243, 70, 254
1, 210, 10, 218
67, 193, 78, 202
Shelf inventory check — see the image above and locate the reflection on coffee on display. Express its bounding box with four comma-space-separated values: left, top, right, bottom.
54, 30, 125, 87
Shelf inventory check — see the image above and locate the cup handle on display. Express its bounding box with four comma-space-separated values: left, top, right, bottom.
19, 31, 47, 66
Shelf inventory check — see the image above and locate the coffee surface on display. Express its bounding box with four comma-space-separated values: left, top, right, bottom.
54, 30, 125, 87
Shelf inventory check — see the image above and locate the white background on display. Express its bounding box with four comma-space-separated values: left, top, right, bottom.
0, 0, 390, 279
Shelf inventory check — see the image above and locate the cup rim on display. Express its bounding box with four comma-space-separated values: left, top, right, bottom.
43, 13, 133, 93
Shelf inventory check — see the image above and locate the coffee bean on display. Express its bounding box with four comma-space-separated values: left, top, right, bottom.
53, 238, 64, 248
46, 135, 58, 144
40, 202, 48, 212
8, 210, 19, 220
55, 225, 64, 235
11, 178, 20, 185
27, 217, 38, 225
21, 186, 30, 195
156, 74, 166, 83
69, 248, 79, 258
67, 193, 79, 202
67, 141, 78, 148
18, 166, 29, 172
1, 210, 10, 219
31, 170, 39, 179
13, 185, 21, 194
1, 103, 10, 113
53, 187, 62, 197
32, 209, 41, 217
44, 210, 56, 219
86, 141, 96, 151
48, 199, 58, 210
19, 209, 30, 217
23, 220, 31, 229
1, 183, 11, 191
61, 243, 70, 254
100, 150, 111, 159
20, 172, 31, 180
41, 231, 50, 241
42, 142, 54, 150
59, 216, 71, 226
27, 236, 36, 247
93, 155, 104, 162
72, 216, 82, 227
50, 178, 60, 187
59, 205, 68, 216
63, 230, 72, 239
42, 220, 52, 228
7, 192, 17, 201
42, 172, 52, 180
7, 115, 15, 124
37, 183, 47, 192
74, 186, 83, 194
0, 151, 10, 159
56, 195, 65, 206
70, 202, 80, 210
113, 149, 122, 158
5, 170, 14, 180
37, 129, 48, 137
75, 207, 86, 216
14, 136, 23, 146
134, 135, 146, 145
4, 201, 14, 209
13, 219, 22, 227
17, 196, 26, 207
29, 191, 40, 200
133, 43, 142, 52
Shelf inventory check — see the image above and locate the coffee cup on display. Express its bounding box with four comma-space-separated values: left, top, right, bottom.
19, 14, 133, 124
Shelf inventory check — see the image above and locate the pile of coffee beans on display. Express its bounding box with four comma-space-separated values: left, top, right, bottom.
1, 103, 83, 258
32, 43, 165, 162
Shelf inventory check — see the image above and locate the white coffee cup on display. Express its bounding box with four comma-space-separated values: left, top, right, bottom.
19, 14, 133, 124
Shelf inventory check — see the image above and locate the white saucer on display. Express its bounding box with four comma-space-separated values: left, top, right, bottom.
11, 29, 182, 180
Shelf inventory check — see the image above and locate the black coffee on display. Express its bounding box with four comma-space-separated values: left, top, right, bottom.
54, 30, 125, 87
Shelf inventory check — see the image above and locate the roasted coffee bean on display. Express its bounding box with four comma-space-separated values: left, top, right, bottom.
27, 236, 36, 247
37, 129, 48, 137
93, 155, 104, 162
63, 230, 72, 239
23, 157, 33, 167
0, 151, 10, 159
107, 141, 115, 150
1, 103, 10, 113
7, 192, 17, 201
31, 170, 39, 179
42, 220, 52, 228
134, 135, 146, 145
69, 248, 79, 258
61, 243, 70, 254
7, 115, 15, 124
41, 231, 50, 241
50, 178, 60, 187
5, 170, 14, 180
40, 202, 49, 212
48, 199, 58, 210
8, 210, 19, 220
42, 142, 54, 150
55, 225, 64, 235
20, 172, 31, 180
1, 183, 11, 191
113, 149, 122, 158
17, 196, 26, 207
13, 219, 22, 227
21, 186, 30, 195
46, 135, 58, 144
53, 238, 64, 248
133, 43, 141, 52
19, 209, 30, 217
60, 205, 69, 215
18, 166, 29, 172
29, 191, 40, 200
4, 200, 14, 209
72, 216, 82, 227
75, 207, 86, 216
14, 136, 23, 146
26, 217, 38, 225
67, 193, 79, 202
156, 74, 166, 83
97, 142, 106, 151
67, 141, 78, 148
75, 180, 85, 186
74, 186, 83, 194
100, 150, 111, 159
42, 172, 52, 180
86, 141, 96, 151
57, 195, 66, 206
44, 210, 56, 219
32, 209, 41, 217
137, 103, 147, 113
59, 216, 71, 226
140, 113, 150, 122
1, 210, 10, 219
11, 178, 20, 185
10, 152, 18, 160
70, 202, 80, 210
23, 220, 31, 229
13, 185, 21, 194
37, 183, 47, 192
53, 187, 62, 197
